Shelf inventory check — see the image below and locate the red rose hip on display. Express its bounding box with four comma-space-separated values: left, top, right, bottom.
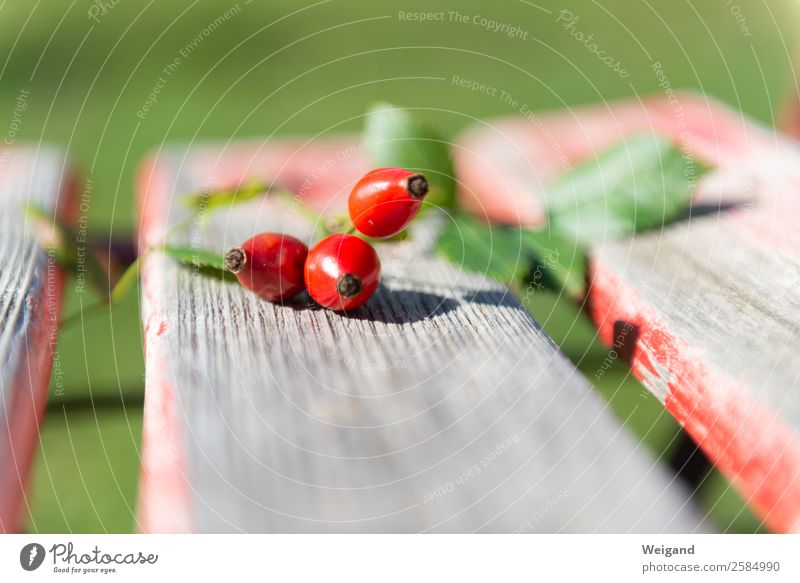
225, 233, 308, 302
348, 167, 428, 238
304, 234, 381, 311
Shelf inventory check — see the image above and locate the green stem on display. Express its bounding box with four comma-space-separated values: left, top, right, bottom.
109, 255, 142, 305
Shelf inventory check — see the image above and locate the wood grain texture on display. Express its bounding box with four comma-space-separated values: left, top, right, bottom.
0, 146, 70, 532
456, 92, 800, 532
588, 163, 800, 534
136, 142, 707, 533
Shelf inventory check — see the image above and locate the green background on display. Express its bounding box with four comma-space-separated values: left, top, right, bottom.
1, 0, 794, 532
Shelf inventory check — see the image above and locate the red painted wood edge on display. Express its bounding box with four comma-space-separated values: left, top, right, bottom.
587, 262, 800, 534
135, 156, 192, 533
0, 163, 75, 533
455, 91, 777, 227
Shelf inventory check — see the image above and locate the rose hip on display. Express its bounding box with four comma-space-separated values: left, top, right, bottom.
225, 233, 307, 302
348, 167, 428, 238
304, 234, 380, 311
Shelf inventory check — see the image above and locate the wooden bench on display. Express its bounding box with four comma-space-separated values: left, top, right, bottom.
0, 146, 72, 532
135, 142, 707, 533
458, 93, 800, 533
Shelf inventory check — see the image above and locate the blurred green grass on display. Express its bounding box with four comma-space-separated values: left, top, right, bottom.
25, 407, 142, 533
1, 0, 793, 532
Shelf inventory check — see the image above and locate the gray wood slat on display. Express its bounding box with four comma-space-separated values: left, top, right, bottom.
454, 95, 800, 531
593, 215, 800, 425
588, 183, 800, 530
139, 146, 708, 533
0, 146, 68, 530
585, 151, 800, 532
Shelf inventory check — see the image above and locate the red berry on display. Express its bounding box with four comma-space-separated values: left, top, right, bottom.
304, 234, 381, 311
225, 233, 308, 302
348, 167, 428, 238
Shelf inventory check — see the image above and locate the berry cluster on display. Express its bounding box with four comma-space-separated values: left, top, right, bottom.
225, 167, 428, 311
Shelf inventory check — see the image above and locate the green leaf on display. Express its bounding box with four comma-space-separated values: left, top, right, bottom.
181, 179, 270, 212
435, 134, 709, 305
523, 228, 586, 302
364, 102, 456, 209
436, 212, 585, 302
161, 245, 236, 282
24, 203, 111, 301
545, 134, 709, 244
436, 213, 529, 285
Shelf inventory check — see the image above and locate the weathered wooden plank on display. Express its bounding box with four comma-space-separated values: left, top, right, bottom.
457, 93, 800, 532
456, 92, 773, 228
588, 159, 800, 534
0, 146, 71, 532
136, 142, 706, 533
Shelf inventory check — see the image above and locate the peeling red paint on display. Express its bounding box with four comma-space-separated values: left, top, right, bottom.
135, 154, 192, 534
588, 258, 800, 533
